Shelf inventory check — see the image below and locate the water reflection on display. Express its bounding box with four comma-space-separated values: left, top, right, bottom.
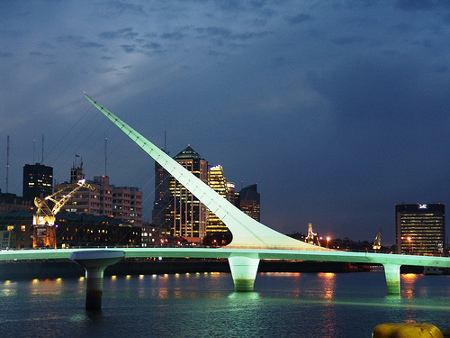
0, 272, 449, 337
1, 280, 16, 296
316, 273, 337, 336
402, 273, 419, 299
228, 292, 260, 301
318, 272, 336, 300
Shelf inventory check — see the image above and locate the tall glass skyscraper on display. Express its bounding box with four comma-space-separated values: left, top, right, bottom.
169, 146, 209, 243
395, 203, 445, 256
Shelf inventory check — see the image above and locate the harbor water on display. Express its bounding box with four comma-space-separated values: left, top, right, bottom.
0, 271, 449, 337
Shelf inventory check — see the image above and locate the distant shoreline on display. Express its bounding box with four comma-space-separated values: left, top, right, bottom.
0, 259, 375, 280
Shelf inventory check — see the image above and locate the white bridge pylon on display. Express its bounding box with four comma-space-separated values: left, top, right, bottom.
85, 93, 328, 251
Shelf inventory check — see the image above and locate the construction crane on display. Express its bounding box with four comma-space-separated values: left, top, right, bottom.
373, 228, 382, 251
33, 179, 99, 249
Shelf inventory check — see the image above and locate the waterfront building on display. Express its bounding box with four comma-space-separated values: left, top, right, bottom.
22, 163, 53, 201
140, 221, 170, 247
395, 203, 445, 256
168, 146, 209, 244
0, 191, 32, 213
113, 186, 143, 227
54, 166, 143, 227
0, 209, 140, 249
238, 184, 260, 222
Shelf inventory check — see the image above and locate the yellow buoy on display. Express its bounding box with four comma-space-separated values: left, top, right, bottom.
373, 323, 443, 338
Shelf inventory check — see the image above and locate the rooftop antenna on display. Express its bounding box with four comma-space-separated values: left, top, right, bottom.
104, 137, 108, 176
6, 135, 10, 193
41, 134, 44, 163
164, 130, 167, 151
33, 139, 36, 163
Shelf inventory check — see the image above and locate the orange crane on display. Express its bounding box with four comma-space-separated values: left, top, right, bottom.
33, 179, 99, 249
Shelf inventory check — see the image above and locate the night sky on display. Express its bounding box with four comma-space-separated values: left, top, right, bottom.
1, 1, 449, 245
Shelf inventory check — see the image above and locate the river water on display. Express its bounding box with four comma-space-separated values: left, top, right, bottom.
0, 271, 449, 337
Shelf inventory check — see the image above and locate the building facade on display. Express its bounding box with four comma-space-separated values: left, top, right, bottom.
238, 184, 260, 222
151, 146, 259, 245
168, 146, 209, 243
0, 210, 140, 249
22, 163, 53, 201
395, 203, 446, 256
207, 165, 229, 235
152, 160, 171, 229
54, 167, 143, 227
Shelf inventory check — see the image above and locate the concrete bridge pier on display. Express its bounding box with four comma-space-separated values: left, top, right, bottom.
228, 254, 260, 292
383, 263, 401, 294
70, 250, 125, 310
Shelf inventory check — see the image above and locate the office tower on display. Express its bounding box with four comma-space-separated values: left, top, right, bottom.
207, 165, 229, 235
395, 203, 445, 255
152, 161, 171, 229
168, 146, 208, 243
22, 163, 53, 201
238, 184, 260, 222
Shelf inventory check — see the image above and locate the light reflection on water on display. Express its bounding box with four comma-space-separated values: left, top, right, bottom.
0, 272, 449, 338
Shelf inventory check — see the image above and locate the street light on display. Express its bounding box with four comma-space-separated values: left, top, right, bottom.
326, 236, 331, 249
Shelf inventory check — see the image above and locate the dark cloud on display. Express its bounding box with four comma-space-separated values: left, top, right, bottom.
106, 1, 147, 16
286, 13, 312, 25
99, 28, 139, 40
396, 0, 450, 10
57, 35, 103, 48
120, 44, 137, 53
161, 32, 186, 40
142, 42, 161, 49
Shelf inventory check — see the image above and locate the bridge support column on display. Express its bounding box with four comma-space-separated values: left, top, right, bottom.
70, 250, 125, 310
228, 255, 260, 292
383, 264, 401, 295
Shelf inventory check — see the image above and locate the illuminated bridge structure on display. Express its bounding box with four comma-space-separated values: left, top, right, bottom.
1, 94, 449, 309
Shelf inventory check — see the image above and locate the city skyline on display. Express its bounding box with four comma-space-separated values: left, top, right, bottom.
1, 1, 449, 245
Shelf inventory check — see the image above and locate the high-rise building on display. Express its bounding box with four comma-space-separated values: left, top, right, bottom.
22, 163, 53, 201
238, 184, 260, 222
207, 165, 229, 235
395, 203, 445, 256
152, 160, 171, 229
151, 146, 259, 245
168, 146, 209, 243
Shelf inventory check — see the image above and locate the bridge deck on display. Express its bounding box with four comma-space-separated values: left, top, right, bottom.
1, 248, 449, 268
